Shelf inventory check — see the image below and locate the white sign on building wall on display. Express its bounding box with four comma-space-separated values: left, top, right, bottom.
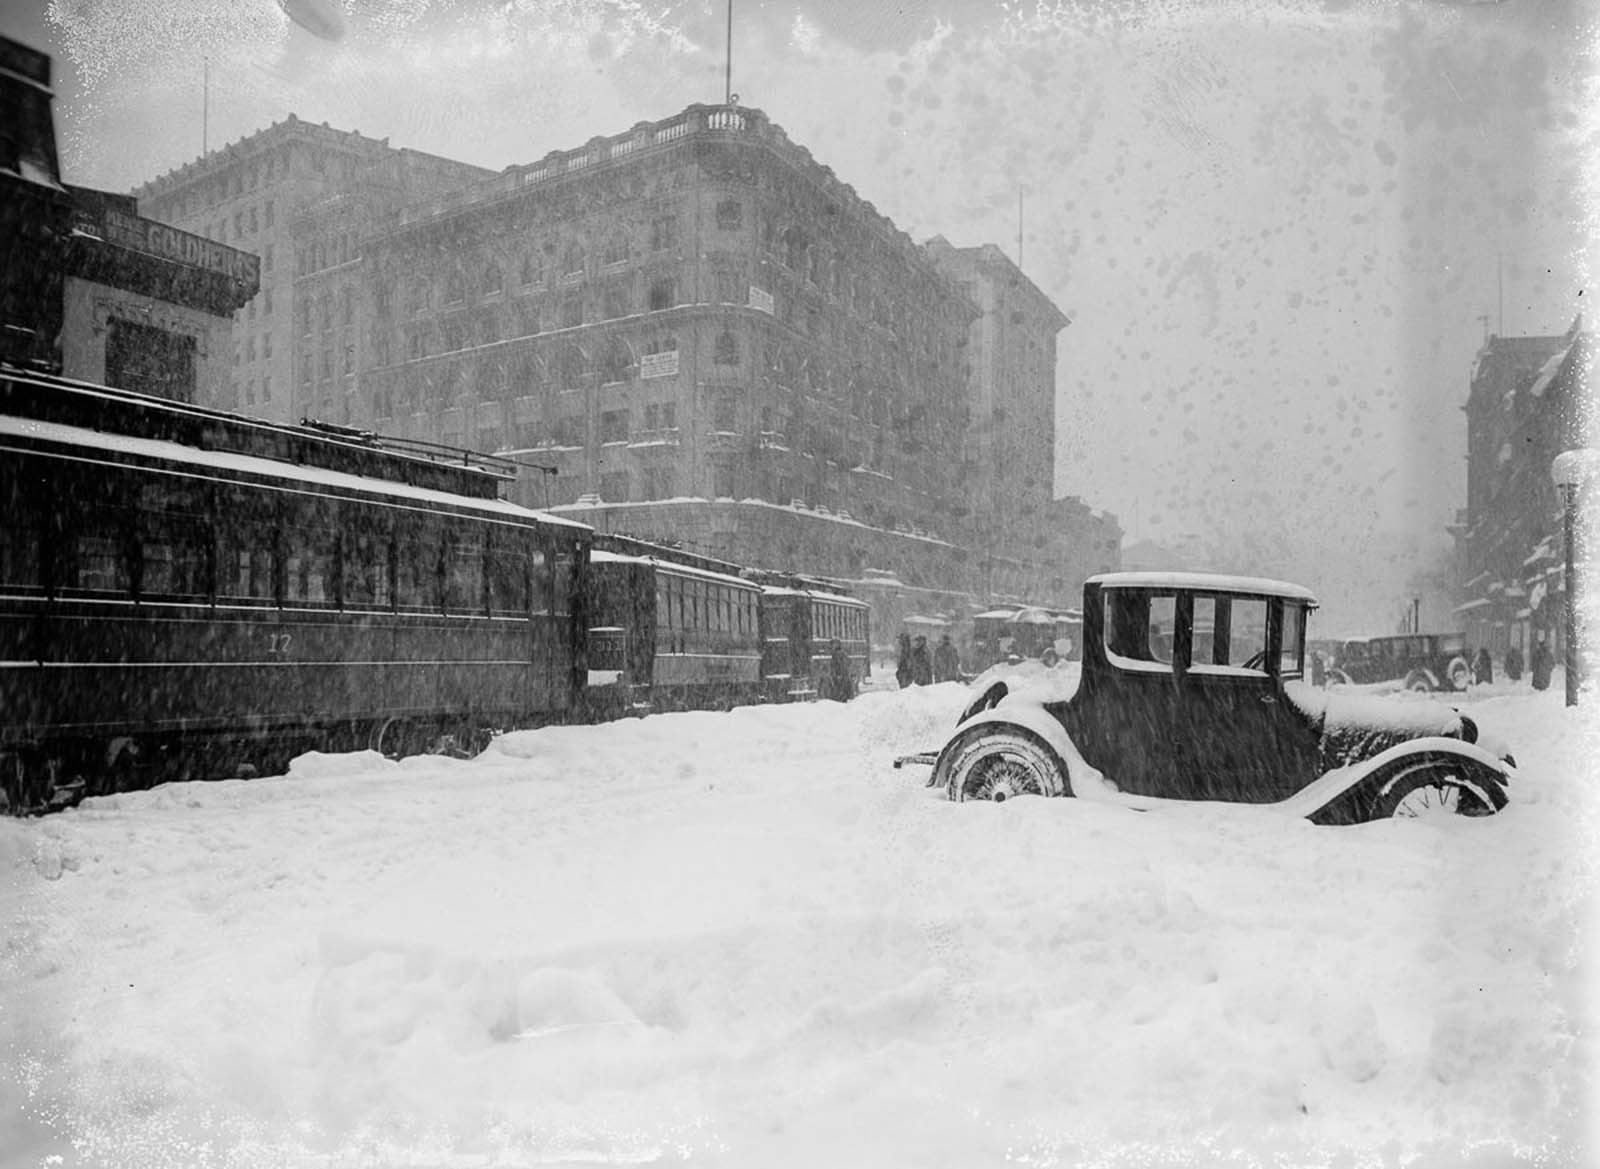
640, 349, 679, 380
748, 286, 774, 315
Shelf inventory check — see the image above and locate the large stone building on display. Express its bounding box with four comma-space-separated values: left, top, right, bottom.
1, 37, 258, 401
1449, 316, 1588, 666
134, 100, 1121, 639
132, 116, 491, 418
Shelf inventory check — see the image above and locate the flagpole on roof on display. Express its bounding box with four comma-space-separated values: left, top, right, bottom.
725, 0, 734, 104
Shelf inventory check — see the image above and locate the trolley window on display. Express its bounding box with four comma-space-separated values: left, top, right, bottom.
486, 531, 529, 616
443, 529, 486, 615
137, 477, 211, 601
216, 485, 277, 603
396, 519, 441, 611
55, 469, 137, 597
529, 544, 552, 615
551, 545, 576, 616
342, 507, 393, 610
0, 459, 43, 590
283, 497, 338, 606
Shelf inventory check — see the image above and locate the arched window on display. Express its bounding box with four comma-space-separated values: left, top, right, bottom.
602, 232, 629, 266
519, 253, 541, 288
713, 330, 739, 366
561, 242, 585, 278
444, 269, 466, 305
482, 260, 503, 296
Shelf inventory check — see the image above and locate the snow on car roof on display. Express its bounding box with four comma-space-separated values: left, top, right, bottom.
2, 416, 592, 531
1087, 571, 1318, 604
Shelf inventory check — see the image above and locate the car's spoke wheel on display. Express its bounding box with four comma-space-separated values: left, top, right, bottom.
941, 729, 1066, 802
1374, 760, 1501, 820
1392, 782, 1461, 818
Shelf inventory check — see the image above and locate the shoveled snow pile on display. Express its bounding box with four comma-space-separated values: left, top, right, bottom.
2, 681, 1595, 1168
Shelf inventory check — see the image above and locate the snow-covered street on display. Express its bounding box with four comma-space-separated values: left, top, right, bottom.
3, 674, 1596, 1168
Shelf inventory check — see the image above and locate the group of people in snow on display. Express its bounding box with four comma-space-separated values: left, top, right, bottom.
1468, 637, 1554, 690
894, 632, 962, 688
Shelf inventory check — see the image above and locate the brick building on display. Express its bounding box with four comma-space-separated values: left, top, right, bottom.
1449, 316, 1588, 666
134, 101, 1121, 640
133, 116, 490, 418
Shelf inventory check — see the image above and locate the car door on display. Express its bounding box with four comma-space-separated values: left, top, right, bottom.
1063, 587, 1188, 797
1175, 593, 1313, 803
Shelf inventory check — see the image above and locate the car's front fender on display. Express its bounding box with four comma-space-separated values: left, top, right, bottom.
1279, 735, 1513, 821
928, 697, 1104, 797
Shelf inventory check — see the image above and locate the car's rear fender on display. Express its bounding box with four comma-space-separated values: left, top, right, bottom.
1278, 735, 1513, 820
929, 698, 1101, 798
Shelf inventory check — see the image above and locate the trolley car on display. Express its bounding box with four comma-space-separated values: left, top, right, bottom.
1, 367, 589, 810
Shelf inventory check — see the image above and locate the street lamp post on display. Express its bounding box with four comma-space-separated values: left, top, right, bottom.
1550, 449, 1597, 708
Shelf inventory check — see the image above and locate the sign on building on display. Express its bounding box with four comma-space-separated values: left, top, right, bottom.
640, 349, 679, 380
748, 285, 774, 315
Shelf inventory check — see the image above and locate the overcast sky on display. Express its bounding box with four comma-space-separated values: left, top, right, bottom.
9, 0, 1597, 633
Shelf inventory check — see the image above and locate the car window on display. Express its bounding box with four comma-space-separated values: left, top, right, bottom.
1279, 602, 1305, 675
1184, 595, 1268, 675
1148, 595, 1175, 663
1191, 595, 1219, 665
1103, 589, 1176, 669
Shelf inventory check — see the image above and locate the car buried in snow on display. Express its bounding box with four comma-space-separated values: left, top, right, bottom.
898, 573, 1515, 825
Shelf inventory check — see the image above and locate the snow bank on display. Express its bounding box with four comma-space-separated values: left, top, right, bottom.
2, 685, 1595, 1167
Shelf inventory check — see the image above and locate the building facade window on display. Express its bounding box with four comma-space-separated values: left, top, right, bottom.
647, 278, 676, 312
600, 409, 629, 444
600, 471, 630, 502
649, 215, 678, 251
560, 293, 583, 329
715, 199, 742, 230
713, 330, 739, 366
711, 389, 740, 433
602, 283, 631, 320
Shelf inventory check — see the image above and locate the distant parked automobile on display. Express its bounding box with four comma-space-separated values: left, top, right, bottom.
896, 572, 1513, 824
1327, 633, 1472, 693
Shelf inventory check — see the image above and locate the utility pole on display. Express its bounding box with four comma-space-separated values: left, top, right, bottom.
1017, 189, 1024, 271
724, 0, 733, 104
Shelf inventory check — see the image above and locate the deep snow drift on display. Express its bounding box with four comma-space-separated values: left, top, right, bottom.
2, 670, 1596, 1168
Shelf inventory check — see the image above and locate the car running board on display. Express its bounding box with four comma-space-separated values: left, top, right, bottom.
893, 751, 938, 769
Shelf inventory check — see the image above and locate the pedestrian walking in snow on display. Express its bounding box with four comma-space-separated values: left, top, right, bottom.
826, 638, 855, 702
933, 634, 960, 683
910, 635, 933, 686
1531, 635, 1553, 691
1504, 644, 1523, 681
895, 632, 913, 689
1473, 646, 1493, 685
